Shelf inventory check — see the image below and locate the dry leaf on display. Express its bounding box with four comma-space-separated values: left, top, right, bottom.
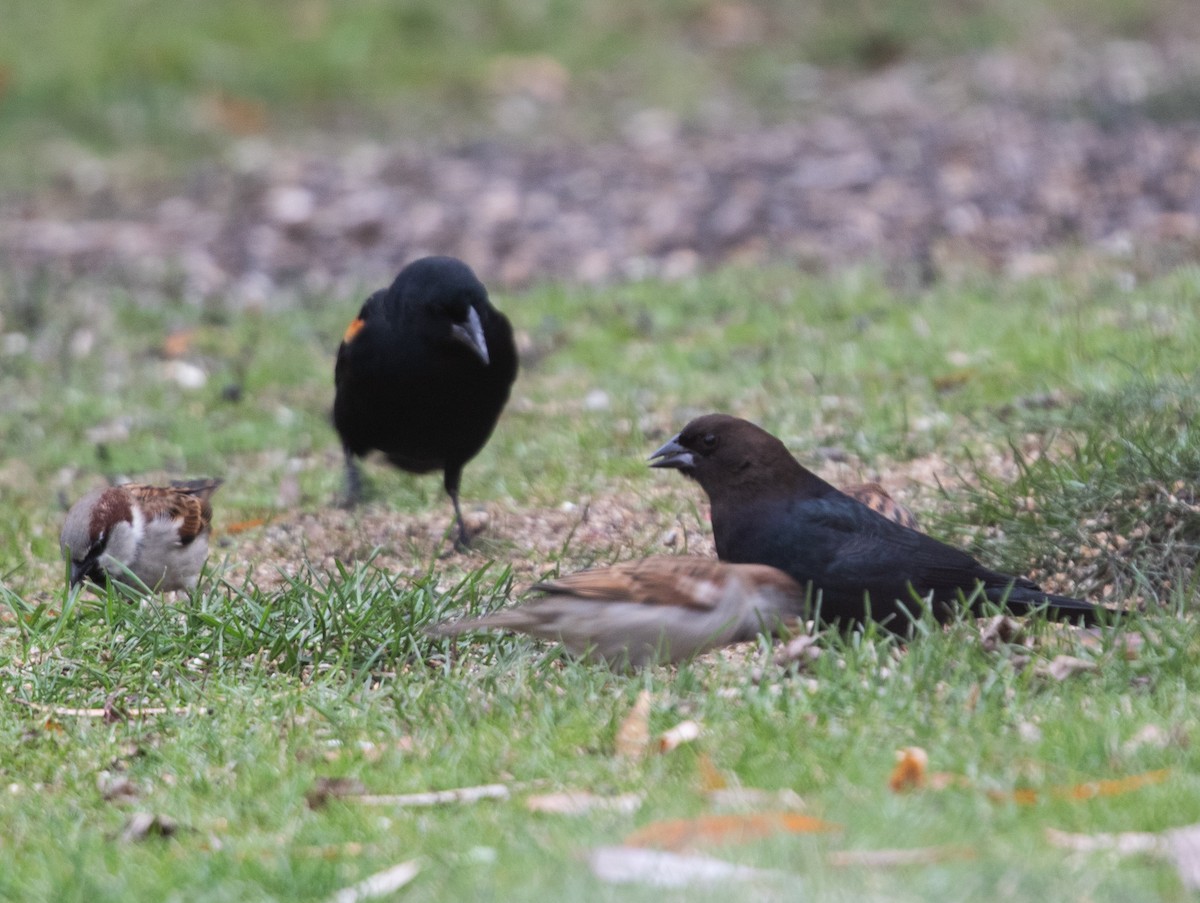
696, 753, 728, 792
1076, 628, 1146, 660
965, 682, 981, 712
658, 720, 701, 753
306, 777, 367, 809
1036, 655, 1098, 681
525, 790, 643, 815
162, 329, 197, 359
13, 699, 202, 719
298, 841, 371, 860
927, 772, 967, 791
828, 845, 975, 868
327, 860, 420, 903
223, 517, 268, 536
1118, 632, 1146, 660
589, 846, 787, 887
1122, 724, 1172, 755
352, 783, 510, 808
933, 370, 975, 393
1059, 769, 1170, 802
624, 812, 838, 851
98, 772, 140, 804
889, 747, 929, 793
200, 90, 268, 135
991, 768, 1170, 805
1046, 826, 1162, 855
752, 633, 820, 683
615, 690, 651, 759
102, 694, 128, 723
1047, 822, 1200, 890
120, 812, 178, 843
707, 787, 806, 811
775, 633, 821, 669
979, 615, 1025, 652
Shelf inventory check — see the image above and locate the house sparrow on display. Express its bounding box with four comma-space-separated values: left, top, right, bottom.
60, 479, 222, 592
650, 413, 1099, 632
428, 555, 805, 669
333, 256, 518, 549
836, 481, 918, 531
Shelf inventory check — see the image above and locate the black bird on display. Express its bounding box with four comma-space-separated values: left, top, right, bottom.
650, 413, 1100, 632
334, 256, 518, 548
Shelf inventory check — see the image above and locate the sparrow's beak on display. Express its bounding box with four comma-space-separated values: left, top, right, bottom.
451, 306, 490, 365
69, 558, 105, 588
69, 560, 87, 588
649, 435, 694, 471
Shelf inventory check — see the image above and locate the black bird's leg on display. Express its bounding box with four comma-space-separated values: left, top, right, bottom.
445, 466, 471, 550
340, 447, 363, 509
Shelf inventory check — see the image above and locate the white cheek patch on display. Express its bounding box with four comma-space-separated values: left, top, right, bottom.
130, 504, 147, 543
678, 576, 723, 609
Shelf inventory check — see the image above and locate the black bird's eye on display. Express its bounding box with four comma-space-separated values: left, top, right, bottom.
701, 433, 718, 450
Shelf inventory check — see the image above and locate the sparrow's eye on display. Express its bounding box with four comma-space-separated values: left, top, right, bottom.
701, 433, 718, 450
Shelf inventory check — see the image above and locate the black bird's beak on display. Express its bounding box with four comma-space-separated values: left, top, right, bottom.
69, 561, 85, 588
649, 435, 694, 471
451, 306, 490, 365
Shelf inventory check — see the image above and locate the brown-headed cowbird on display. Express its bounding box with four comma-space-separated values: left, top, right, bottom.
428, 555, 805, 668
334, 256, 518, 548
650, 414, 1099, 631
60, 479, 222, 592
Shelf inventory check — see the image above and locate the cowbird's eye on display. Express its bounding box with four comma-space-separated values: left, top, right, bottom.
701, 433, 718, 450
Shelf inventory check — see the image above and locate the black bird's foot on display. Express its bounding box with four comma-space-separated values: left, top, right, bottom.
452, 526, 472, 553
449, 489, 473, 552
338, 453, 364, 510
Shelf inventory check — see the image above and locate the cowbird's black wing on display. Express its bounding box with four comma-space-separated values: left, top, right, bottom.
796, 495, 1095, 622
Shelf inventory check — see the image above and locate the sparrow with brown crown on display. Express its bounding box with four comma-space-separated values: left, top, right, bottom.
60, 479, 222, 592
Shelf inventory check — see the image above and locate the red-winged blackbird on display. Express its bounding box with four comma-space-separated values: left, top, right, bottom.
428, 555, 804, 668
334, 256, 518, 548
650, 413, 1099, 631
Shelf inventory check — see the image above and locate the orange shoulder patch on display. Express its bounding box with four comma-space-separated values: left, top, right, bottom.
342, 318, 365, 343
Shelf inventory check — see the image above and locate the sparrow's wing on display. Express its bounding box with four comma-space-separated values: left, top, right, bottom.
841, 481, 920, 531
530, 557, 792, 612
126, 480, 222, 544
430, 557, 802, 667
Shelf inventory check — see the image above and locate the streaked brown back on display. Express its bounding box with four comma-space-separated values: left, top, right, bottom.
531, 556, 800, 612
842, 481, 919, 531
126, 478, 222, 544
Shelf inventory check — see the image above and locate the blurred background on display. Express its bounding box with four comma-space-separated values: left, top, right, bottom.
2, 0, 1200, 580
1, 0, 1199, 310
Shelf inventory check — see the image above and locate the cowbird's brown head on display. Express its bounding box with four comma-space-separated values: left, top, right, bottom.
649, 413, 830, 500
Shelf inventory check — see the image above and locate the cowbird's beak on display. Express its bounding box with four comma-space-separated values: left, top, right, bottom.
649, 435, 694, 470
69, 561, 85, 588
451, 306, 490, 365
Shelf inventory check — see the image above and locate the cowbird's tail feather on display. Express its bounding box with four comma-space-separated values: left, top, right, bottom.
991, 585, 1102, 625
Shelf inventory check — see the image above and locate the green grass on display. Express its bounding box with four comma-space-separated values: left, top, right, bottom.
3, 257, 1200, 898
0, 0, 1198, 186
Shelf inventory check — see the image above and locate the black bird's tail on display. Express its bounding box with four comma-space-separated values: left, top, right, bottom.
989, 585, 1103, 625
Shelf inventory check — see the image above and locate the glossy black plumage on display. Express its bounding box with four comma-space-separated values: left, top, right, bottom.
333, 256, 518, 548
650, 413, 1100, 632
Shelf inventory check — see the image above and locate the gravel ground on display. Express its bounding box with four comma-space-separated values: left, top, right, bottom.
2, 41, 1200, 311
